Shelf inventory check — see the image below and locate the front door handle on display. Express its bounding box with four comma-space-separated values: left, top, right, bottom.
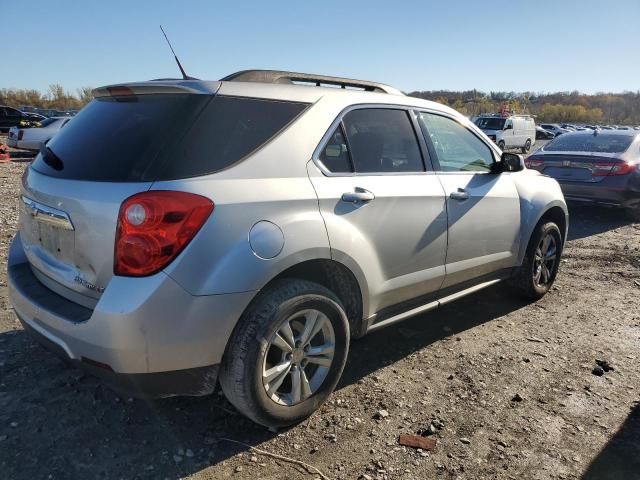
341, 188, 375, 203
449, 188, 470, 201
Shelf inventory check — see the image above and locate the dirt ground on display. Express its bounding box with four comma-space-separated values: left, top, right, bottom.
1, 138, 639, 480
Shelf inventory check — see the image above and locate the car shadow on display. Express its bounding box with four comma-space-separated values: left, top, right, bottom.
0, 283, 527, 479
567, 204, 633, 241
581, 403, 640, 479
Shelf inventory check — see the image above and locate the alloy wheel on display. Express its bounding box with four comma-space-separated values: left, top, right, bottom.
262, 309, 336, 406
533, 233, 557, 287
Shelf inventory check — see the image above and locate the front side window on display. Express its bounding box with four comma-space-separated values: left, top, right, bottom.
342, 109, 424, 173
417, 112, 495, 172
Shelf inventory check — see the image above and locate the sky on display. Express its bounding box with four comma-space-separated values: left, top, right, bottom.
3, 0, 640, 95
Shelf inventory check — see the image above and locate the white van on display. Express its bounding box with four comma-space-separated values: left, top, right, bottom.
475, 115, 536, 153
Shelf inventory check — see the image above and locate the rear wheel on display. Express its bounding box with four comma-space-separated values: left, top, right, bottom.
521, 139, 532, 154
509, 221, 563, 299
219, 279, 350, 428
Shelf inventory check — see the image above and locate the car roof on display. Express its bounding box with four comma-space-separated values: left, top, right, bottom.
94, 70, 459, 118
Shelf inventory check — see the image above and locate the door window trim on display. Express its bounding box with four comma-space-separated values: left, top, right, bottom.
312, 103, 436, 177
414, 109, 500, 175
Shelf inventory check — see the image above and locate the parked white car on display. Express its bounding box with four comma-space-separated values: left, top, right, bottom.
475, 115, 536, 153
6, 117, 71, 151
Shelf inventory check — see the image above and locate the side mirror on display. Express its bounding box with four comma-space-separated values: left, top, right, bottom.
501, 152, 525, 172
504, 123, 513, 130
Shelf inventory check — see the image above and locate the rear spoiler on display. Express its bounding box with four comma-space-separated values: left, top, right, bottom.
92, 80, 221, 98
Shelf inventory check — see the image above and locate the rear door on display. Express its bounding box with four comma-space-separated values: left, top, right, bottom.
308, 107, 448, 316
415, 111, 521, 288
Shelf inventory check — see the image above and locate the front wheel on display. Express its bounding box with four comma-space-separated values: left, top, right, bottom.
509, 221, 563, 299
219, 279, 350, 428
498, 140, 506, 151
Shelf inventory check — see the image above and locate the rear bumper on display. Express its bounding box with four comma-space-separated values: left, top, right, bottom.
558, 175, 640, 208
7, 233, 256, 397
18, 316, 219, 398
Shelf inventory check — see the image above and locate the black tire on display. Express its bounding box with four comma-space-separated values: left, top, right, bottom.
521, 139, 532, 154
498, 140, 506, 151
509, 221, 563, 300
219, 279, 350, 428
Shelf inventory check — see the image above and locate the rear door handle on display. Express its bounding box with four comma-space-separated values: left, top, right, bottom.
449, 189, 470, 201
341, 188, 375, 203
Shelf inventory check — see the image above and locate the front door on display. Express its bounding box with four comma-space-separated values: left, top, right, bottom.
415, 111, 521, 288
308, 107, 448, 316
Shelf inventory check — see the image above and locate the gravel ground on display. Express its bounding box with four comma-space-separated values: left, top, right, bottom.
1, 137, 639, 480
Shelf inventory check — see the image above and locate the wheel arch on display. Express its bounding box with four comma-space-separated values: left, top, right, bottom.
518, 200, 569, 265
242, 258, 368, 340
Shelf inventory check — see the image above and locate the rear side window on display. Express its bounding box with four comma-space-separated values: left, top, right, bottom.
32, 94, 308, 181
160, 96, 307, 179
342, 109, 424, 173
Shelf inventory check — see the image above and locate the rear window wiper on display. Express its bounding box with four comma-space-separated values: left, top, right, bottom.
40, 143, 64, 171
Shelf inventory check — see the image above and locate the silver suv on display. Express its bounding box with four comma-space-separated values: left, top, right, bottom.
8, 70, 568, 428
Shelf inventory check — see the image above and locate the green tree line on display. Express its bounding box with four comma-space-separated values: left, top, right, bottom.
0, 84, 93, 111
408, 90, 640, 125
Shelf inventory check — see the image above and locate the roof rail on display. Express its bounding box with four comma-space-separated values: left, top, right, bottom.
220, 69, 403, 95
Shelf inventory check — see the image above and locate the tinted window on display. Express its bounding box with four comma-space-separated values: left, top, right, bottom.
5, 108, 20, 117
32, 94, 307, 181
160, 96, 307, 179
319, 126, 352, 173
418, 112, 495, 172
342, 109, 423, 173
544, 133, 634, 153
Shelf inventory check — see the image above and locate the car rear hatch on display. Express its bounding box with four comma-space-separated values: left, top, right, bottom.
18, 79, 312, 308
19, 81, 220, 308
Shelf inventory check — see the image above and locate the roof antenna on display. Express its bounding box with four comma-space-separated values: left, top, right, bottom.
160, 25, 193, 80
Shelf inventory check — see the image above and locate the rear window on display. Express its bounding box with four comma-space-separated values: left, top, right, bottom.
544, 133, 635, 153
32, 94, 308, 182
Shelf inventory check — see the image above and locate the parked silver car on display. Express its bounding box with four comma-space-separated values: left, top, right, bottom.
7, 117, 72, 151
8, 70, 568, 428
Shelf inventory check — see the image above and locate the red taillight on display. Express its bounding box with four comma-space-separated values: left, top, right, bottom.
609, 161, 635, 176
525, 158, 544, 170
17, 130, 24, 141
114, 191, 214, 276
592, 161, 635, 176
